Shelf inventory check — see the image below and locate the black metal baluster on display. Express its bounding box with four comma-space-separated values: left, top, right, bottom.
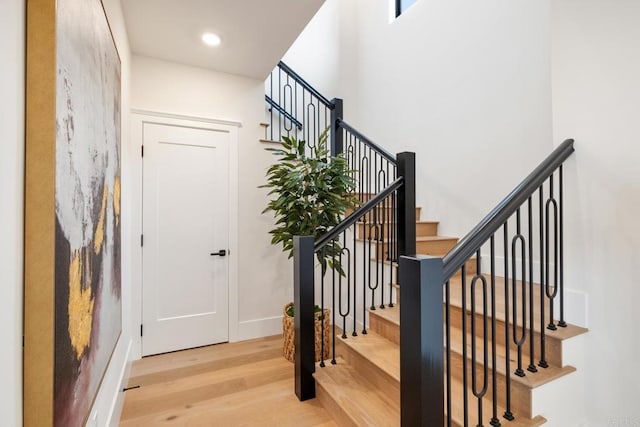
301, 90, 306, 143
369, 223, 378, 311
527, 197, 537, 373
389, 187, 395, 308
362, 195, 368, 335
379, 170, 387, 309
352, 189, 358, 337
511, 208, 527, 378
539, 185, 548, 368
503, 222, 514, 421
323, 103, 328, 153
489, 236, 500, 427
278, 68, 282, 141
461, 265, 469, 427
284, 81, 293, 135
546, 174, 558, 331
269, 71, 274, 141
307, 102, 316, 152
471, 252, 489, 427
339, 232, 351, 339
331, 241, 337, 364
367, 146, 372, 196
320, 246, 326, 368
445, 278, 452, 427
390, 191, 397, 307
316, 98, 320, 150
558, 165, 567, 328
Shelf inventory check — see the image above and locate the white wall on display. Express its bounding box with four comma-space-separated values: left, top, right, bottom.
130, 55, 293, 347
88, 0, 135, 425
282, 0, 342, 98
552, 1, 640, 425
283, 0, 554, 241
0, 0, 25, 425
346, 0, 554, 238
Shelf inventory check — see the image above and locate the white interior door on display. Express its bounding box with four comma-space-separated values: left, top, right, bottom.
142, 121, 230, 356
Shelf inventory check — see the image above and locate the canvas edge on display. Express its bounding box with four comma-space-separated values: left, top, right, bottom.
24, 0, 57, 425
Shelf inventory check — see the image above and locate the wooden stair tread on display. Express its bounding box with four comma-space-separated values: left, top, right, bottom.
448, 274, 589, 340
259, 138, 282, 144
314, 358, 399, 427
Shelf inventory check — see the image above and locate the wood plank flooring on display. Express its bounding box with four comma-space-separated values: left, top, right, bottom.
120, 335, 336, 426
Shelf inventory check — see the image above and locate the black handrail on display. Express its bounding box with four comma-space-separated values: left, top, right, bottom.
314, 177, 404, 251
277, 61, 334, 108
338, 119, 396, 164
265, 95, 303, 130
442, 139, 575, 280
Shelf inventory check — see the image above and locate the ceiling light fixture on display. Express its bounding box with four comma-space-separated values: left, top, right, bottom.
201, 32, 222, 47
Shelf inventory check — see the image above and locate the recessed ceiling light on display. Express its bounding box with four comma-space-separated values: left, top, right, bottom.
202, 32, 222, 47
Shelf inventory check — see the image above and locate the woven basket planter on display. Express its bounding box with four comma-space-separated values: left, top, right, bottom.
282, 302, 331, 363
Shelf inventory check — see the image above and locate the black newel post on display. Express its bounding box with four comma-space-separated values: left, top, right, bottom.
294, 235, 316, 401
397, 151, 416, 258
399, 255, 445, 427
330, 98, 344, 156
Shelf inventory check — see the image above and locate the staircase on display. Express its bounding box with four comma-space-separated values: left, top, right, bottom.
264, 62, 586, 426
313, 197, 587, 426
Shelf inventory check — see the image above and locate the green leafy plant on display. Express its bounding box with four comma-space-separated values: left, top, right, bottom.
261, 130, 358, 275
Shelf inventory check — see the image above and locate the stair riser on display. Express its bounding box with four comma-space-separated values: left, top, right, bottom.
315, 382, 359, 427
335, 339, 400, 399
449, 306, 563, 367
448, 348, 533, 419
369, 313, 399, 345
356, 221, 438, 239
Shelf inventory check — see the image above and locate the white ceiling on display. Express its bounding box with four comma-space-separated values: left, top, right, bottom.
121, 0, 324, 80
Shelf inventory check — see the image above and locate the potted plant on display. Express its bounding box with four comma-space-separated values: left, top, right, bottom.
261, 130, 357, 362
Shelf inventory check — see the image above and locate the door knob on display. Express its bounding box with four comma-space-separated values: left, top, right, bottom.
210, 249, 227, 257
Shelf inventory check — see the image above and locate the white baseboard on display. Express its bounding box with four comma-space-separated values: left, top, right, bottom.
107, 338, 133, 426
481, 255, 588, 328
236, 315, 283, 342
86, 336, 132, 427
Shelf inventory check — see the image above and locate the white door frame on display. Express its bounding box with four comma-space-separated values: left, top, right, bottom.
131, 109, 241, 359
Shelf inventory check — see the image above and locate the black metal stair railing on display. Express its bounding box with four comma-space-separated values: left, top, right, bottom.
265, 61, 334, 152
266, 62, 398, 198
400, 139, 575, 427
265, 62, 417, 403
294, 150, 416, 400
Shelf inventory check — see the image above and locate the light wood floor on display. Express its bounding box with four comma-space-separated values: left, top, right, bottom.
120, 335, 336, 426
